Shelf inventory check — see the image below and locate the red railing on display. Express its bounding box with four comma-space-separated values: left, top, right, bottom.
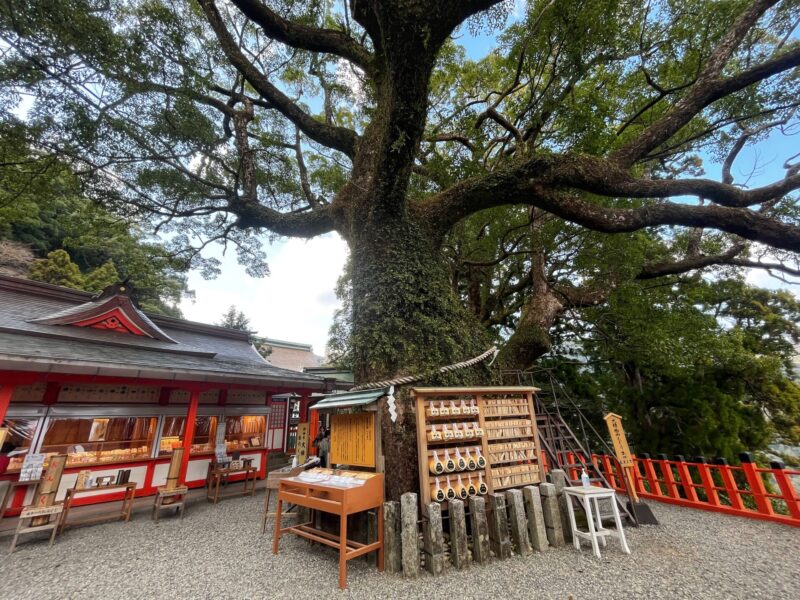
589, 452, 800, 528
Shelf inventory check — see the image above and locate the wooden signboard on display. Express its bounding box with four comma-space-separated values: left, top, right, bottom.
604, 413, 634, 468
330, 413, 375, 468
295, 422, 309, 464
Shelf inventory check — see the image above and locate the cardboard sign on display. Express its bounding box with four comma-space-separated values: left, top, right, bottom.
330, 413, 375, 468
295, 422, 309, 465
604, 413, 634, 468
21, 505, 63, 518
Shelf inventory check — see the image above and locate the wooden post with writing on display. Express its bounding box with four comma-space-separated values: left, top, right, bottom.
295, 422, 309, 465
603, 413, 638, 502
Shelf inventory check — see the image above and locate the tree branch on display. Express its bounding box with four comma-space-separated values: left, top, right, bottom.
612, 0, 790, 166
228, 0, 374, 75
197, 0, 358, 158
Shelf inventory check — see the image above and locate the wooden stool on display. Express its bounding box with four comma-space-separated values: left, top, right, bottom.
8, 504, 63, 554
261, 465, 305, 534
152, 486, 188, 521
563, 486, 631, 559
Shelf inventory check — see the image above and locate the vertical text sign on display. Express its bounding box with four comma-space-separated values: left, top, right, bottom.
604, 413, 634, 468
295, 422, 309, 464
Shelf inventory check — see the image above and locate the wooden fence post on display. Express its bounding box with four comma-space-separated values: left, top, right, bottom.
657, 454, 680, 498
673, 455, 699, 502
714, 458, 745, 510
693, 456, 720, 506
770, 461, 800, 520
640, 453, 663, 496
739, 453, 773, 515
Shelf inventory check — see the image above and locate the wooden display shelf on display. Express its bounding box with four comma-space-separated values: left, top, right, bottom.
414, 387, 542, 506
58, 482, 137, 534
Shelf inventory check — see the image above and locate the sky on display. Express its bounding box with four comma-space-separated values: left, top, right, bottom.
178, 2, 799, 359
179, 233, 348, 354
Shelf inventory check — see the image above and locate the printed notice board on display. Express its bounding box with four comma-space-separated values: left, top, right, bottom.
604, 413, 634, 468
330, 413, 375, 468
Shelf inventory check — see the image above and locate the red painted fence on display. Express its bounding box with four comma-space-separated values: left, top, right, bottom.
586, 452, 800, 527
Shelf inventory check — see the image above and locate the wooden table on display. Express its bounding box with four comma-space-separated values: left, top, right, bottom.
273, 469, 384, 589
206, 466, 258, 504
0, 478, 41, 521
152, 485, 188, 521
58, 483, 137, 534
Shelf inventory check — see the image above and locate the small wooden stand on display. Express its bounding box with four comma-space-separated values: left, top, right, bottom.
206, 466, 257, 504
8, 504, 63, 554
0, 478, 42, 521
261, 464, 305, 534
152, 485, 188, 521
58, 483, 137, 534
273, 470, 384, 590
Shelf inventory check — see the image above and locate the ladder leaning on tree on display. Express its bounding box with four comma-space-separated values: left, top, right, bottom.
505, 369, 639, 525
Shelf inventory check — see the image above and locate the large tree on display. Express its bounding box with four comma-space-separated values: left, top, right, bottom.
2, 0, 799, 496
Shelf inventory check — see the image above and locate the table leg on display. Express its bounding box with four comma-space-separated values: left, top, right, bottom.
339, 513, 348, 590
261, 489, 271, 534
583, 497, 601, 559
48, 518, 58, 546
565, 494, 579, 551
610, 497, 631, 555
58, 496, 72, 535
377, 503, 385, 572
272, 498, 283, 555
592, 497, 607, 547
8, 517, 24, 554
153, 495, 161, 521
0, 484, 14, 522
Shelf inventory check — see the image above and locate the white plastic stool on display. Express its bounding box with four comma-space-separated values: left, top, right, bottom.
563, 487, 631, 559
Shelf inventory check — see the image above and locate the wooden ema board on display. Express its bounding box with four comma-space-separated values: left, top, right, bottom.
413, 387, 542, 505
295, 422, 309, 464
330, 413, 375, 468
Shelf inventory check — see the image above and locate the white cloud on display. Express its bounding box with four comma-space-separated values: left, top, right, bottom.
179, 233, 349, 357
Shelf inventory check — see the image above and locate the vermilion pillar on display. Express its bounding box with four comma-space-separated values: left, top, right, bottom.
0, 383, 15, 424
178, 389, 200, 485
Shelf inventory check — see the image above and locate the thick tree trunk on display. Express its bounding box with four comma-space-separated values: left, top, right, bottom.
348, 214, 490, 500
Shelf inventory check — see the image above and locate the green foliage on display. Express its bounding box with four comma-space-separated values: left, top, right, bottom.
546, 277, 800, 460
83, 260, 120, 293
217, 305, 251, 331
29, 249, 85, 289
0, 138, 190, 315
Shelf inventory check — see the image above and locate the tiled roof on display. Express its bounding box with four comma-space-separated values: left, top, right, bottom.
0, 275, 324, 388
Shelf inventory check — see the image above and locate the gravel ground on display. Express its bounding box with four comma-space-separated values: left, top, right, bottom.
0, 493, 797, 600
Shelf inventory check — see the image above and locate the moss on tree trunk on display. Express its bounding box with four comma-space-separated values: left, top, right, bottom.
349, 213, 490, 500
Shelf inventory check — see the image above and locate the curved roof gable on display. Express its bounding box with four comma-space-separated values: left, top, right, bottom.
29, 281, 178, 344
